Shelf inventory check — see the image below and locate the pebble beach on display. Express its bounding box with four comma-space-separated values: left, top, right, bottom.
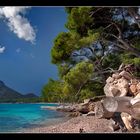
23, 115, 116, 133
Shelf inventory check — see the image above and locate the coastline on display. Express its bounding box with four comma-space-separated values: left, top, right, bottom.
22, 115, 118, 133
0, 102, 61, 105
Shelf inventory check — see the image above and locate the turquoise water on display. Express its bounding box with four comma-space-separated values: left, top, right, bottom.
0, 103, 65, 133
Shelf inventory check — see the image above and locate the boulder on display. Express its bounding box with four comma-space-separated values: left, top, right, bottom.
86, 111, 95, 116
119, 71, 132, 80
129, 84, 137, 96
117, 77, 129, 88
112, 73, 122, 79
110, 87, 122, 96
130, 95, 140, 105
77, 104, 89, 114
136, 82, 140, 91
83, 98, 91, 104
94, 101, 114, 119
134, 93, 140, 98
112, 80, 118, 84
68, 112, 82, 117
131, 102, 140, 120
120, 112, 135, 132
131, 79, 139, 85
108, 119, 120, 131
88, 102, 95, 111
104, 83, 113, 96
56, 105, 76, 112
106, 77, 115, 83
104, 77, 129, 97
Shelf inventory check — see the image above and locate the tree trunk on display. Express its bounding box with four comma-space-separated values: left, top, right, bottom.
101, 96, 132, 113
94, 101, 114, 119
101, 96, 140, 120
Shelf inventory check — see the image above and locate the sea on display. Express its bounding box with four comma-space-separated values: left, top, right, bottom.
0, 103, 67, 133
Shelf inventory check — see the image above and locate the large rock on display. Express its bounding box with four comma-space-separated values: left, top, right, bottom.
134, 93, 140, 98
68, 112, 82, 117
112, 73, 122, 79
129, 84, 137, 96
106, 77, 115, 83
77, 104, 89, 114
95, 101, 114, 119
86, 111, 95, 116
88, 102, 95, 111
83, 98, 91, 104
136, 82, 140, 91
104, 77, 129, 97
120, 112, 134, 132
104, 83, 114, 97
130, 94, 140, 105
119, 71, 132, 80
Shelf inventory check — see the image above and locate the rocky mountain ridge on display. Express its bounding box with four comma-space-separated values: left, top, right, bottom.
0, 80, 38, 100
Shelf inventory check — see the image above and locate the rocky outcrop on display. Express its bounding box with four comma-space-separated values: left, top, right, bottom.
41, 65, 140, 132
96, 67, 140, 132
104, 71, 131, 97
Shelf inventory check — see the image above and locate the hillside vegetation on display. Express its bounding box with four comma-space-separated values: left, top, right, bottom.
42, 7, 140, 103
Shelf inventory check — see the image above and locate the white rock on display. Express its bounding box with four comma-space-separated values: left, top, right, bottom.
84, 98, 90, 104
112, 73, 122, 79
106, 76, 115, 83
86, 111, 95, 116
119, 71, 132, 80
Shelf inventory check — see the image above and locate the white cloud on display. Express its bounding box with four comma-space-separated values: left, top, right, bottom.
0, 46, 5, 53
0, 7, 36, 44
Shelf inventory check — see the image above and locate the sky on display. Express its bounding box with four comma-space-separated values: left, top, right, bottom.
0, 7, 68, 96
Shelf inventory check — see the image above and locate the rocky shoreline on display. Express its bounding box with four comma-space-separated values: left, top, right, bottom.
24, 65, 140, 133
23, 115, 116, 133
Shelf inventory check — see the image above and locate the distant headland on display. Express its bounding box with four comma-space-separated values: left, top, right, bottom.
0, 80, 40, 103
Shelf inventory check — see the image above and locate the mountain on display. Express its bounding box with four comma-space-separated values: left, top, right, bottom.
0, 80, 38, 100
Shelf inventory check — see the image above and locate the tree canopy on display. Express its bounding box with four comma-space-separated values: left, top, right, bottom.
42, 7, 140, 103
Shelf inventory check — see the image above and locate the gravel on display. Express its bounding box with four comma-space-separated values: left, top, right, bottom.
23, 116, 117, 133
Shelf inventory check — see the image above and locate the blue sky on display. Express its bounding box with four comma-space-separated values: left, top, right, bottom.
0, 7, 68, 96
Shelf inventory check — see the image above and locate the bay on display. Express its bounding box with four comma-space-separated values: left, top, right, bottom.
0, 103, 66, 133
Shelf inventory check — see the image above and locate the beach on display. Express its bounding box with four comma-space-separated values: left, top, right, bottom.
23, 115, 117, 133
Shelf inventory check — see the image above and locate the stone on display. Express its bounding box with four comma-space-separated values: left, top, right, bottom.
119, 71, 132, 80
104, 83, 114, 97
121, 112, 135, 132
108, 119, 120, 131
104, 78, 129, 97
68, 112, 82, 117
130, 93, 140, 105
106, 77, 115, 83
135, 93, 140, 98
117, 77, 129, 88
88, 103, 95, 111
112, 73, 122, 79
129, 84, 137, 96
113, 80, 118, 84
131, 102, 140, 120
77, 104, 89, 114
110, 87, 121, 96
131, 79, 139, 85
86, 111, 95, 116
136, 82, 140, 91
83, 98, 91, 104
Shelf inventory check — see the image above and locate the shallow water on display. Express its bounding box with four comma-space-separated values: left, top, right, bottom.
0, 103, 66, 133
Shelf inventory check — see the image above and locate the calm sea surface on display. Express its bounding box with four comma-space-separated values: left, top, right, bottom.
0, 103, 66, 133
